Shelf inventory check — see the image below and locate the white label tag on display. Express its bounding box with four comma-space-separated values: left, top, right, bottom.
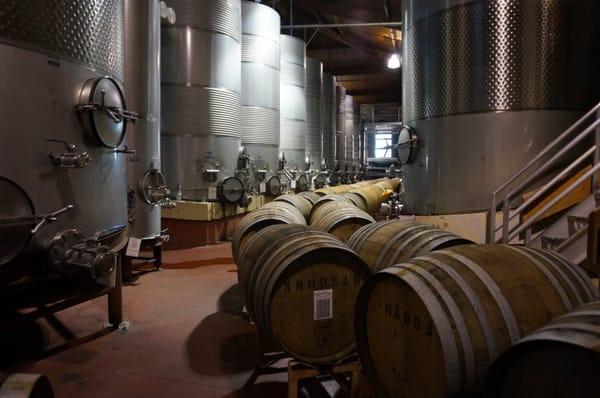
314, 289, 333, 320
259, 182, 266, 194
126, 237, 142, 257
208, 186, 218, 200
290, 180, 297, 189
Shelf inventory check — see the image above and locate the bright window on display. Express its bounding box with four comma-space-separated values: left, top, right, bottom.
374, 133, 393, 158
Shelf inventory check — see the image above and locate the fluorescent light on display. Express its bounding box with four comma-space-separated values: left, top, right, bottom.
387, 53, 401, 69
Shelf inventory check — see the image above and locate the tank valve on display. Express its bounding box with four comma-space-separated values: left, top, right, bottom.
48, 229, 116, 281
30, 204, 74, 235
47, 139, 90, 168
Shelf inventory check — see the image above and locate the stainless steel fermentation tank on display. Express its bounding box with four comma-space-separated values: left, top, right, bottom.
321, 73, 337, 170
241, 1, 281, 191
335, 85, 347, 170
345, 95, 359, 169
402, 0, 599, 214
0, 0, 132, 283
306, 57, 323, 170
125, 0, 174, 240
279, 34, 307, 170
161, 0, 244, 203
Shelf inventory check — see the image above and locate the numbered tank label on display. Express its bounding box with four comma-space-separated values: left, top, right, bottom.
208, 187, 218, 200
126, 238, 142, 257
259, 183, 266, 194
314, 289, 333, 320
290, 180, 297, 189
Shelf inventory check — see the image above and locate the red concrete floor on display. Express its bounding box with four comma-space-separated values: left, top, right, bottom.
6, 243, 293, 397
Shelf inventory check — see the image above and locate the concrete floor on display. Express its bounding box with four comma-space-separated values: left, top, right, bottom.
8, 243, 301, 397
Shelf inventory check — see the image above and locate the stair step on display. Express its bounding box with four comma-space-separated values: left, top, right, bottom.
567, 215, 589, 236
541, 236, 567, 250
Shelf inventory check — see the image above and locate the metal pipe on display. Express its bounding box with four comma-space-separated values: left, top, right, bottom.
508, 161, 600, 242
281, 21, 402, 29
505, 118, 600, 202
495, 145, 596, 236
493, 101, 600, 197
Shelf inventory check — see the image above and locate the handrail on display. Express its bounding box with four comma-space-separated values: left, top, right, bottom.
489, 102, 600, 244
494, 145, 596, 234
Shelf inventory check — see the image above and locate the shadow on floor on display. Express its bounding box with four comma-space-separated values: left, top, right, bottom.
163, 257, 235, 270
218, 283, 245, 316
0, 312, 47, 367
221, 382, 288, 398
186, 312, 258, 376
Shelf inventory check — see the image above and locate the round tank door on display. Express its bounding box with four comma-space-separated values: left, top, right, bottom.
137, 169, 169, 206
0, 177, 36, 265
397, 126, 417, 165
220, 177, 245, 204
266, 176, 282, 197
77, 76, 137, 148
294, 175, 309, 193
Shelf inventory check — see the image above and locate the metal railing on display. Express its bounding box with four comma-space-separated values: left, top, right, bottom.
488, 102, 600, 244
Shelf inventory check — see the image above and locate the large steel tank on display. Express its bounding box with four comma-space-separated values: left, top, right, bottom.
402, 0, 600, 215
0, 0, 131, 282
125, 0, 174, 240
241, 1, 280, 179
306, 57, 323, 170
279, 34, 307, 170
345, 95, 357, 168
321, 73, 337, 170
161, 0, 243, 202
335, 85, 347, 170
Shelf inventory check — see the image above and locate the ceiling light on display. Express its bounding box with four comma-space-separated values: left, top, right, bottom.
387, 53, 401, 69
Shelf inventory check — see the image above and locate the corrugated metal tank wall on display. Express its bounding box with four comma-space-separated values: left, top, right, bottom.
161, 0, 242, 201
321, 73, 337, 170
279, 34, 307, 170
344, 95, 355, 167
241, 1, 280, 175
402, 0, 599, 214
306, 57, 323, 169
335, 85, 347, 170
125, 0, 163, 239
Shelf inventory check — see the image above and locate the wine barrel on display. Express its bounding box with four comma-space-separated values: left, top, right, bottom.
355, 244, 598, 398
484, 300, 600, 398
231, 201, 306, 262
347, 220, 473, 271
236, 224, 311, 308
309, 194, 353, 219
310, 201, 375, 242
274, 194, 312, 221
297, 191, 321, 205
0, 373, 53, 398
247, 230, 371, 365
340, 192, 369, 212
353, 185, 385, 214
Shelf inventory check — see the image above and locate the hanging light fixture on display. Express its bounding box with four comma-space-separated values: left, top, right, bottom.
387, 29, 401, 69
387, 53, 401, 69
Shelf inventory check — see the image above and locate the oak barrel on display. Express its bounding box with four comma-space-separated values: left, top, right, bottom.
231, 201, 306, 263
309, 194, 353, 219
236, 224, 311, 309
297, 191, 321, 205
246, 229, 371, 365
310, 201, 375, 242
355, 244, 598, 398
347, 220, 473, 271
274, 194, 313, 221
340, 192, 369, 212
484, 300, 600, 398
0, 373, 54, 398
